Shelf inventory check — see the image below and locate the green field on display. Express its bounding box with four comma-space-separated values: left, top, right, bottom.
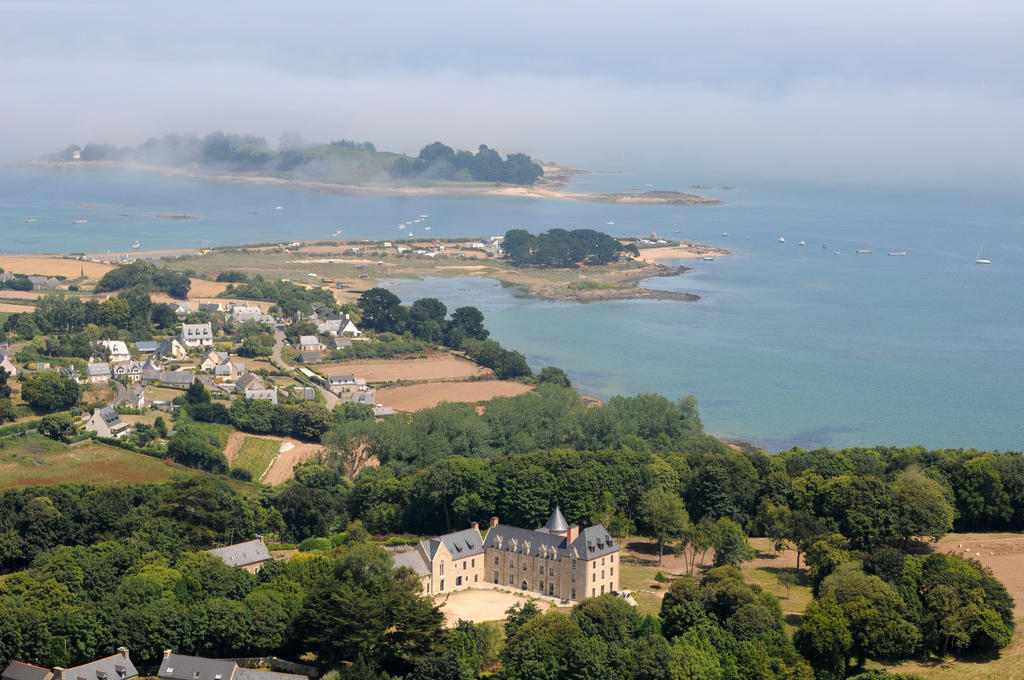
231, 436, 280, 481
0, 434, 188, 487
188, 421, 233, 450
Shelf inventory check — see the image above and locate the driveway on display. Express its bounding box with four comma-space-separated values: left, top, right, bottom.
273, 327, 337, 409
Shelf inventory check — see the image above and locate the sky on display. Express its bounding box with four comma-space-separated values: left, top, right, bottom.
1, 0, 1022, 190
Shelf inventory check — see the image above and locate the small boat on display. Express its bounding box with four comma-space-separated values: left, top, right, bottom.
722, 232, 729, 237
72, 219, 88, 224
419, 214, 429, 218
856, 249, 872, 254
888, 251, 907, 257
672, 229, 680, 233
424, 226, 432, 231
834, 250, 841, 255
976, 245, 991, 264
607, 221, 615, 225
131, 240, 140, 249
822, 243, 828, 249
799, 240, 807, 246
408, 232, 414, 237
745, 235, 751, 239
24, 218, 38, 223
274, 205, 284, 210
777, 237, 785, 243
703, 256, 714, 261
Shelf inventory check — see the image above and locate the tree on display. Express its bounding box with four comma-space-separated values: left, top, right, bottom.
185, 378, 210, 405
291, 401, 332, 441
795, 594, 852, 680
712, 517, 755, 567
239, 336, 269, 358
167, 425, 227, 472
447, 306, 488, 342
39, 412, 78, 442
804, 533, 850, 594
639, 488, 689, 566
357, 288, 405, 333
151, 303, 178, 329
891, 467, 954, 544
21, 372, 81, 412
537, 366, 571, 388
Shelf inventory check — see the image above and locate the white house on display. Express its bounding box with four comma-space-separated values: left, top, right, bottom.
317, 314, 361, 337
229, 304, 274, 324
180, 323, 213, 348
85, 406, 130, 438
98, 340, 131, 363
111, 361, 144, 382
297, 335, 324, 352
0, 354, 17, 377
244, 389, 278, 405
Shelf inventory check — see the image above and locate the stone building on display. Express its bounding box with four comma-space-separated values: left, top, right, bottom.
391, 507, 619, 602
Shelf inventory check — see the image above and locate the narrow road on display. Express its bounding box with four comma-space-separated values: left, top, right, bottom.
272, 327, 337, 409
109, 379, 127, 407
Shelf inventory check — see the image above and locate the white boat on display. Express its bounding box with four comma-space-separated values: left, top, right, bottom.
408, 232, 414, 237
888, 251, 907, 256
607, 221, 615, 225
424, 226, 431, 230
976, 245, 991, 264
799, 240, 807, 246
856, 249, 872, 254
72, 219, 88, 224
131, 240, 140, 249
777, 237, 785, 243
722, 232, 729, 237
419, 214, 429, 218
24, 218, 38, 223
834, 250, 841, 255
274, 206, 284, 210
703, 256, 714, 261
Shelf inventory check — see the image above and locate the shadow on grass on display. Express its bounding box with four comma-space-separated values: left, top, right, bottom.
755, 565, 812, 587
784, 613, 803, 628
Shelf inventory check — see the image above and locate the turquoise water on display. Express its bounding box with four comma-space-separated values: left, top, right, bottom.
2, 166, 1023, 451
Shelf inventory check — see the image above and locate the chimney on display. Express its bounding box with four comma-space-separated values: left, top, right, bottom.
53, 669, 65, 680
118, 648, 130, 661
567, 525, 580, 543
163, 650, 174, 660
470, 521, 479, 531
489, 516, 499, 528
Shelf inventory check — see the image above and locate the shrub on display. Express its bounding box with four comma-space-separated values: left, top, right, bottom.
298, 537, 332, 552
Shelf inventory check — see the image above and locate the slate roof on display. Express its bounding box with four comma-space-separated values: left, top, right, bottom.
95, 406, 122, 427
390, 548, 430, 577
234, 373, 265, 392
244, 389, 278, 405
373, 406, 395, 416
2, 661, 52, 680
331, 337, 352, 350
426, 527, 484, 560
298, 351, 321, 363
135, 341, 158, 353
63, 652, 138, 680
327, 374, 355, 385
298, 335, 319, 346
158, 654, 236, 680
181, 323, 213, 341
542, 506, 569, 533
483, 521, 619, 561
86, 363, 110, 377
234, 671, 306, 680
154, 338, 185, 357
159, 371, 195, 386
207, 539, 271, 568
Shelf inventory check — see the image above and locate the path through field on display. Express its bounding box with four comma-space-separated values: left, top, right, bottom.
223, 430, 322, 485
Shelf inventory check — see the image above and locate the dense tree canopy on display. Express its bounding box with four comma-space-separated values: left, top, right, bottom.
502, 228, 631, 267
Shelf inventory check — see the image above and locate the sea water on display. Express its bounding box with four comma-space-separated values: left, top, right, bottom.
1, 165, 1022, 452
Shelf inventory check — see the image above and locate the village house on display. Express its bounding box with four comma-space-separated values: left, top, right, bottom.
234, 372, 265, 393
98, 340, 131, 363
181, 323, 214, 348
135, 340, 158, 354
338, 390, 375, 406
244, 389, 278, 405
326, 373, 361, 393
297, 351, 322, 364
169, 301, 191, 316
111, 361, 144, 382
391, 508, 619, 602
214, 361, 244, 380
292, 386, 316, 400
125, 384, 145, 410
297, 335, 324, 352
157, 651, 308, 680
85, 406, 131, 439
154, 337, 188, 361
200, 347, 228, 371
86, 362, 110, 383
330, 337, 352, 351
158, 371, 195, 388
59, 365, 79, 382
197, 302, 224, 313
0, 353, 17, 377
316, 314, 361, 337
229, 304, 274, 325
0, 272, 14, 284
27, 276, 60, 290
206, 537, 272, 573
3, 648, 137, 680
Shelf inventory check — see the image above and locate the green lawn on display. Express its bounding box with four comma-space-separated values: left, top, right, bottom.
189, 421, 233, 450
231, 436, 280, 481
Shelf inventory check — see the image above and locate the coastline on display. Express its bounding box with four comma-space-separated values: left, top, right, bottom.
23, 159, 723, 207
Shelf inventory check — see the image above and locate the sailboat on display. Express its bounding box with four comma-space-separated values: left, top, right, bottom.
976, 245, 991, 265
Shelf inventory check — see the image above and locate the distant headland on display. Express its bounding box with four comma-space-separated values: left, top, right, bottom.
30, 132, 724, 207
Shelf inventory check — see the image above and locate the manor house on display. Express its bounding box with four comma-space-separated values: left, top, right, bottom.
392, 507, 619, 602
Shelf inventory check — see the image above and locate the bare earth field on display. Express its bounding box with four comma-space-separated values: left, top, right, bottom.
316, 353, 489, 383
376, 381, 534, 411
435, 588, 552, 626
